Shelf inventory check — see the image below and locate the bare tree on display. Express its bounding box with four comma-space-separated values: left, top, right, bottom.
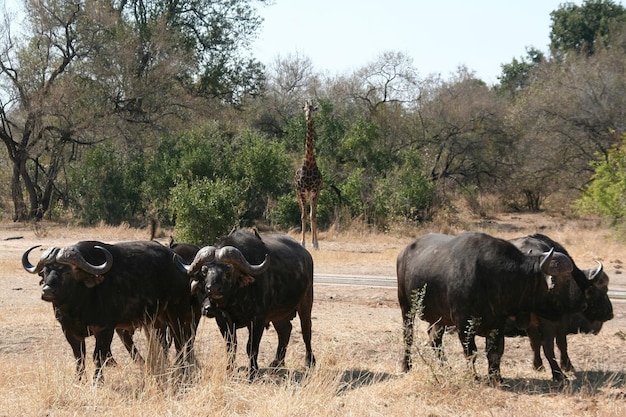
508, 40, 626, 210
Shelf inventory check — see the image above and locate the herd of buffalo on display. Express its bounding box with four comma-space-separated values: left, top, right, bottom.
21, 228, 613, 384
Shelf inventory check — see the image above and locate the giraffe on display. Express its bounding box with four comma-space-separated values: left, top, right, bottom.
295, 100, 322, 249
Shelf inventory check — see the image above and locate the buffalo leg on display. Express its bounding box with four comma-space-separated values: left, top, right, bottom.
458, 320, 479, 378
216, 315, 238, 371
270, 319, 292, 368
526, 323, 544, 371
93, 328, 115, 381
485, 329, 505, 383
429, 323, 446, 362
65, 333, 87, 380
116, 329, 144, 363
246, 319, 266, 380
556, 329, 574, 372
541, 332, 566, 381
400, 305, 415, 372
298, 294, 316, 368
165, 308, 198, 372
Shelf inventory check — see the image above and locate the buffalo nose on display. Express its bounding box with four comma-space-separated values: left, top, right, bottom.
41, 284, 55, 301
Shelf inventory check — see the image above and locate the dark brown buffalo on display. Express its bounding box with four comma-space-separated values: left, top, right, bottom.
397, 232, 587, 382
507, 234, 613, 381
22, 240, 200, 381
178, 229, 315, 380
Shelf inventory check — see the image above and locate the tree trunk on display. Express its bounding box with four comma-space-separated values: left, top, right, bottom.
11, 159, 29, 222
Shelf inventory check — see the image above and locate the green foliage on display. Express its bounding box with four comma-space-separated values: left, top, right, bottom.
374, 150, 435, 224
550, 0, 626, 56
576, 136, 626, 221
497, 47, 545, 93
267, 193, 302, 230
68, 144, 145, 225
169, 178, 243, 245
141, 124, 232, 225
229, 131, 293, 223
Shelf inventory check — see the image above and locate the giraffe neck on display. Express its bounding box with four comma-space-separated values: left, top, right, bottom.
303, 117, 317, 169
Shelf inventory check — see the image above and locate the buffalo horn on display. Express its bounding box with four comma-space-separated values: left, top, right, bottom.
55, 245, 113, 276
181, 246, 218, 276
588, 260, 604, 281
22, 246, 59, 274
539, 248, 573, 275
215, 246, 270, 276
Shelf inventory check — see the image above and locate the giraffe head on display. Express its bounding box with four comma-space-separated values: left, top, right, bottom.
303, 100, 318, 120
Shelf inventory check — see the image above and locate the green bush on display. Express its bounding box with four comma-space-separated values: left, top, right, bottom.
230, 131, 292, 223
576, 135, 626, 222
169, 178, 243, 245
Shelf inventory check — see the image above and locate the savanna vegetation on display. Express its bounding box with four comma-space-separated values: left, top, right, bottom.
1, 0, 626, 246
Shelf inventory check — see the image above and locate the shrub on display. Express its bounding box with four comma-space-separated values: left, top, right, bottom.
169, 178, 243, 245
576, 135, 626, 222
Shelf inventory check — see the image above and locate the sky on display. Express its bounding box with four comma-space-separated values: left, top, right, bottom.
252, 0, 580, 84
1, 0, 587, 85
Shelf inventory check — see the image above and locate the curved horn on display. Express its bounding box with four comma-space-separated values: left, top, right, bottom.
588, 260, 604, 281
182, 246, 217, 276
539, 247, 554, 275
540, 248, 573, 275
22, 246, 59, 274
55, 245, 113, 276
215, 246, 270, 276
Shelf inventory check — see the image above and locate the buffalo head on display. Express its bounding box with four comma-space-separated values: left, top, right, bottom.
22, 244, 114, 301
581, 261, 613, 323
177, 245, 269, 315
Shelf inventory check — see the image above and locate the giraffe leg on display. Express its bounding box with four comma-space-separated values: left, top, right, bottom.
297, 194, 307, 248
310, 195, 319, 250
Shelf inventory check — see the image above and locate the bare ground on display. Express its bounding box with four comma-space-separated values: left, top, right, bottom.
0, 214, 625, 416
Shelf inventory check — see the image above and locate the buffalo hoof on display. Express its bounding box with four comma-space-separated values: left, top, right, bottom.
269, 359, 285, 368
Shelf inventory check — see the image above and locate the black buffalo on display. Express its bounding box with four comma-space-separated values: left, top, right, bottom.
22, 240, 200, 381
115, 239, 202, 364
507, 233, 613, 381
397, 232, 587, 382
178, 229, 315, 379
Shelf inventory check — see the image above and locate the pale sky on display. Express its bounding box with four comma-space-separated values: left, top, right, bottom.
1, 0, 592, 85
252, 0, 582, 84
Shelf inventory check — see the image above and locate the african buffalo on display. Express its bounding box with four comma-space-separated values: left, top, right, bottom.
507, 233, 613, 381
178, 229, 315, 380
114, 239, 201, 364
397, 232, 587, 382
22, 240, 201, 381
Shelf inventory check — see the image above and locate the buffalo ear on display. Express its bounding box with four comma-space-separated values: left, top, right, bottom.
239, 275, 256, 287
83, 275, 105, 288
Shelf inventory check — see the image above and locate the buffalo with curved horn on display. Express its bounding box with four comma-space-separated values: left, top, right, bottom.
506, 233, 613, 381
397, 232, 587, 383
177, 229, 314, 380
23, 240, 201, 382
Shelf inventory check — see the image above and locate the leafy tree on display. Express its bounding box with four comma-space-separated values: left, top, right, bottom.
550, 0, 626, 56
230, 131, 292, 223
497, 47, 545, 94
0, 0, 266, 222
576, 134, 626, 221
68, 143, 145, 225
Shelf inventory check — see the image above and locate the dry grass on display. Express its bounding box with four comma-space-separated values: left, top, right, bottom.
1, 214, 625, 416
